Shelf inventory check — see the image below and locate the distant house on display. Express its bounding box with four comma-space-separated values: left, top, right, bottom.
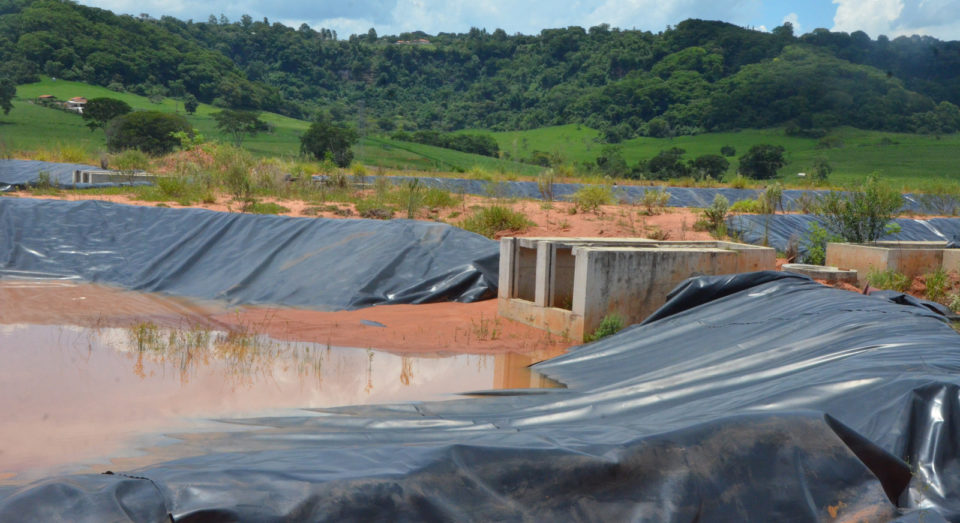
36, 94, 58, 107
395, 38, 430, 45
65, 97, 87, 114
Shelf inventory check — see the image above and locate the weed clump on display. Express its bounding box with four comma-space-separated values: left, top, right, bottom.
571, 184, 614, 214
924, 268, 949, 303
246, 201, 291, 215
803, 223, 840, 265
698, 194, 730, 238
459, 205, 533, 238
866, 269, 910, 293
584, 314, 624, 342
640, 187, 670, 215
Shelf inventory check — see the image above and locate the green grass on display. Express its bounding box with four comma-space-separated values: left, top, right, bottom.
8, 77, 309, 159
358, 135, 542, 175
5, 78, 541, 174
5, 77, 959, 190
491, 124, 960, 190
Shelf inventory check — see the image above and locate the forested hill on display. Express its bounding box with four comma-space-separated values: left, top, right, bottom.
2, 1, 959, 139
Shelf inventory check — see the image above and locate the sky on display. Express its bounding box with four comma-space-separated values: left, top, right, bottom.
78, 0, 960, 41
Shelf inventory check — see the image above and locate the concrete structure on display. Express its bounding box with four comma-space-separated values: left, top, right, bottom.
826, 242, 960, 284
498, 237, 776, 341
72, 169, 157, 184
65, 97, 87, 114
781, 263, 858, 284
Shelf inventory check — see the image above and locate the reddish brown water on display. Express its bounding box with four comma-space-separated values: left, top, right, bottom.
0, 281, 563, 485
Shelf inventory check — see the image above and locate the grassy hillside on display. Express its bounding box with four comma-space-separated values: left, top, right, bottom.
4, 78, 958, 190
3, 78, 536, 173
8, 78, 309, 158
358, 136, 542, 175
492, 124, 960, 189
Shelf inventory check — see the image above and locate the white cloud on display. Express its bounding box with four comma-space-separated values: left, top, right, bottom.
78, 0, 771, 37
833, 0, 960, 39
583, 0, 763, 32
782, 12, 801, 34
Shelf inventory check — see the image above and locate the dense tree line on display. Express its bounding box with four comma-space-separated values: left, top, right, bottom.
390, 130, 499, 157
0, 0, 292, 115
2, 1, 959, 139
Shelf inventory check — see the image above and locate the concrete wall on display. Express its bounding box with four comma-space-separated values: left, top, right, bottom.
498, 238, 776, 341
572, 247, 741, 335
943, 250, 960, 272
826, 242, 953, 283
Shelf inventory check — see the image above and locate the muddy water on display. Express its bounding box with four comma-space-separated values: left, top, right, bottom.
0, 281, 564, 486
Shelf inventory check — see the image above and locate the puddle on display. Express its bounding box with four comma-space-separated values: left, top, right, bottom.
0, 282, 565, 486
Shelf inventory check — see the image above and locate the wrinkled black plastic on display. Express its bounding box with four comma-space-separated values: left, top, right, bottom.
729, 213, 960, 261
0, 198, 498, 309
4, 272, 960, 520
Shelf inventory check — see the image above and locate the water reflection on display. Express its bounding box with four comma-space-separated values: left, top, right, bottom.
0, 322, 563, 485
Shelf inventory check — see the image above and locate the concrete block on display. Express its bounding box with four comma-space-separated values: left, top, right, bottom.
498, 238, 776, 341
72, 169, 157, 184
826, 242, 948, 283
781, 263, 858, 284
943, 249, 960, 272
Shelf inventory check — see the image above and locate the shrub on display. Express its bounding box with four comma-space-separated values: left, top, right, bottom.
459, 206, 533, 238
804, 222, 841, 265
571, 184, 614, 214
925, 268, 949, 303
866, 269, 910, 293
730, 198, 763, 213
640, 187, 670, 215
815, 175, 903, 243
584, 314, 625, 342
537, 169, 556, 201
812, 158, 832, 184
355, 198, 395, 219
701, 194, 730, 238
421, 187, 458, 208
729, 175, 750, 189
720, 145, 736, 157
110, 149, 151, 172
105, 111, 192, 155
761, 183, 783, 214
950, 293, 960, 313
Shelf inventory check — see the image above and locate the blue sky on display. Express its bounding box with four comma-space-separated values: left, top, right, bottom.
80, 0, 960, 41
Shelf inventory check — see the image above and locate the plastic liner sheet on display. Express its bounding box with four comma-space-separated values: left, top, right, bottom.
4, 272, 960, 520
728, 213, 960, 261
4, 159, 946, 214
0, 198, 498, 309
379, 175, 943, 214
0, 159, 152, 191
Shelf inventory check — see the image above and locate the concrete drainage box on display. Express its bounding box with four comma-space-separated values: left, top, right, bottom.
71, 169, 156, 184
826, 241, 960, 284
498, 237, 776, 340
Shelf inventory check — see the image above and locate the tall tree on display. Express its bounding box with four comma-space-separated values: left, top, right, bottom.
212, 109, 271, 146
738, 144, 786, 180
183, 94, 199, 115
0, 79, 14, 116
300, 117, 358, 167
105, 111, 193, 155
81, 97, 132, 130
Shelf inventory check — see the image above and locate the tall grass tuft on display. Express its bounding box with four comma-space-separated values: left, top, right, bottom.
459, 206, 533, 238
